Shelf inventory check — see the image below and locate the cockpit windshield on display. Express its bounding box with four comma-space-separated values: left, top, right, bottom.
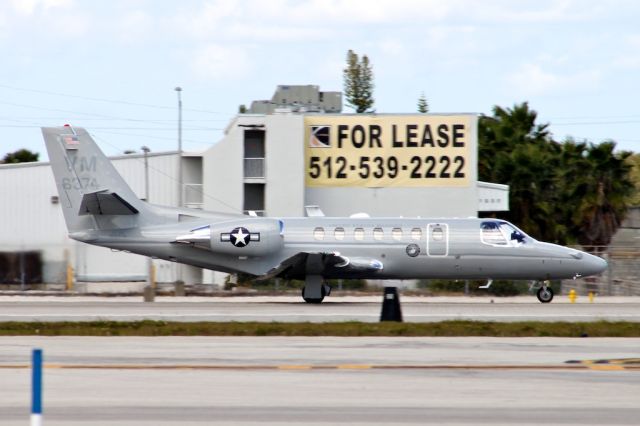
480, 221, 530, 247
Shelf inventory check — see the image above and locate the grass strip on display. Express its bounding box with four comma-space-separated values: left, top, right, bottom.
0, 320, 639, 337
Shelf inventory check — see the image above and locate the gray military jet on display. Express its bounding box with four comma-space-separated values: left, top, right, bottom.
43, 126, 607, 304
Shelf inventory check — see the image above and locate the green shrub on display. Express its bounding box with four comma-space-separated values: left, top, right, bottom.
327, 279, 367, 290
420, 279, 540, 296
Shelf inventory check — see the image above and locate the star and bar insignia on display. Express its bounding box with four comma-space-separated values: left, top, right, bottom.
221, 227, 260, 247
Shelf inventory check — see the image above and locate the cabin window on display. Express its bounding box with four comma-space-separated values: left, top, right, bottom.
334, 227, 345, 240
313, 227, 325, 241
354, 227, 365, 241
373, 227, 384, 241
500, 223, 527, 246
392, 227, 403, 241
431, 226, 444, 241
411, 227, 422, 240
480, 221, 529, 247
480, 221, 507, 246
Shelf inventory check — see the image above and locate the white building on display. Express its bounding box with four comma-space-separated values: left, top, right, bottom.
203, 112, 508, 218
0, 150, 207, 286
0, 111, 508, 288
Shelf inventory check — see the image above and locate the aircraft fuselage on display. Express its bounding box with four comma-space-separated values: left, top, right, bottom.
72, 216, 606, 282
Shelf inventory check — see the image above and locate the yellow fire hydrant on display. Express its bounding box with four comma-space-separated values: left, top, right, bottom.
588, 292, 595, 303
66, 263, 74, 292
569, 289, 577, 304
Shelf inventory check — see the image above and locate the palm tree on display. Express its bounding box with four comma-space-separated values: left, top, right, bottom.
566, 141, 634, 252
479, 103, 561, 241
479, 103, 634, 251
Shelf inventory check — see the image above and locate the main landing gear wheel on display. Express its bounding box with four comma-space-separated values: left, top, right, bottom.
302, 285, 326, 304
537, 286, 554, 303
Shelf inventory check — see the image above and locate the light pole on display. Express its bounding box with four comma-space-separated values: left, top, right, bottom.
141, 146, 155, 302
175, 87, 183, 208
175, 86, 183, 287
141, 146, 150, 201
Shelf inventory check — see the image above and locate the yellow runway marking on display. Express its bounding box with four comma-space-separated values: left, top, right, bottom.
589, 365, 625, 371
566, 358, 640, 369
337, 364, 372, 370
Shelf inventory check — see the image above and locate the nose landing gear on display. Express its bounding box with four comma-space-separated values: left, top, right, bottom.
536, 285, 554, 303
530, 280, 554, 303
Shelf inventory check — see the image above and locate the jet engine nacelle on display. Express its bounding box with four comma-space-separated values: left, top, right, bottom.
176, 219, 284, 257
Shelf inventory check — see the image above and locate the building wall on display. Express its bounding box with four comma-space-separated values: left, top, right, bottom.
203, 117, 246, 214
203, 114, 307, 216
0, 152, 191, 284
264, 115, 306, 216
116, 152, 180, 207
305, 186, 477, 217
202, 113, 487, 219
0, 162, 69, 283
477, 181, 509, 212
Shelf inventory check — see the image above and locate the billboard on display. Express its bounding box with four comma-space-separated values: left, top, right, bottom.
304, 115, 475, 188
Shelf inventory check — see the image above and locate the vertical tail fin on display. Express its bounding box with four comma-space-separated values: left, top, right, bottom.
43, 126, 148, 233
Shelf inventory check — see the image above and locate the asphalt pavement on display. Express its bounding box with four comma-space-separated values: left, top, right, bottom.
0, 295, 639, 322
1, 336, 639, 425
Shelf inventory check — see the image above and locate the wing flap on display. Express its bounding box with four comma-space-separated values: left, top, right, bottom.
333, 256, 384, 272
258, 252, 383, 280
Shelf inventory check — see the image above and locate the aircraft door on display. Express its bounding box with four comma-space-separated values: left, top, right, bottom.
427, 223, 448, 256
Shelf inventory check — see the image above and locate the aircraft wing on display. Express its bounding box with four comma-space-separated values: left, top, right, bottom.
258, 251, 383, 281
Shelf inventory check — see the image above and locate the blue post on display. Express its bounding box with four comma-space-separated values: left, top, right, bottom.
31, 349, 42, 426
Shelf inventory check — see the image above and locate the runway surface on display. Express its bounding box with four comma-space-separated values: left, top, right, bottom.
1, 336, 639, 425
0, 295, 639, 322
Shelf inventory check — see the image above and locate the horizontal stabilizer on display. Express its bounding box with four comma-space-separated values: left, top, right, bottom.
78, 190, 139, 216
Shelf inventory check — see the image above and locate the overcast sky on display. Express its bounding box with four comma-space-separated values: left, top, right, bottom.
1, 0, 639, 159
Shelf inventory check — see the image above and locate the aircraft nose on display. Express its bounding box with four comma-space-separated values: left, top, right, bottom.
583, 253, 608, 276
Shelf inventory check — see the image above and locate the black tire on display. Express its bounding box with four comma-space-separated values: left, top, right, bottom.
302, 286, 326, 304
537, 286, 554, 303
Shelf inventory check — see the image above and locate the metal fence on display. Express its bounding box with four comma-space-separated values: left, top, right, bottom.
562, 246, 640, 296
